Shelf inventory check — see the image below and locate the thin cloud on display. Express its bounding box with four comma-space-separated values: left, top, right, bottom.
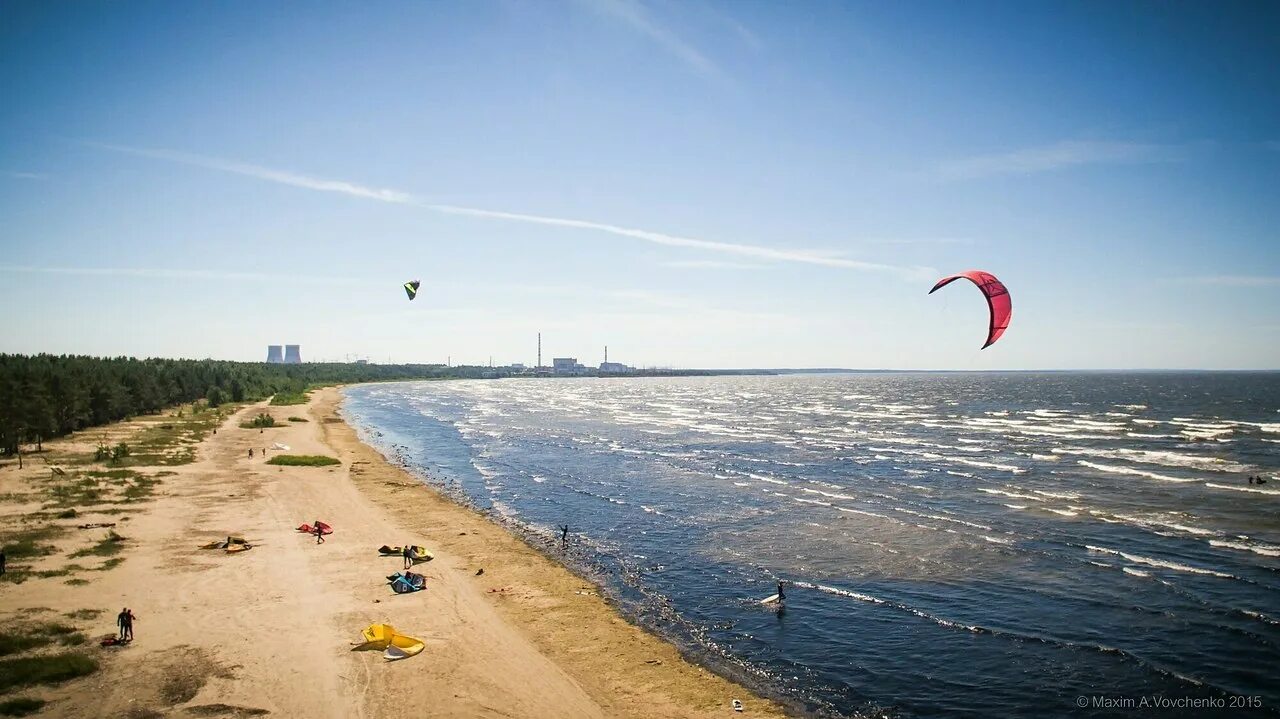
932, 141, 1181, 181
1176, 275, 1280, 287
0, 265, 368, 286
92, 143, 936, 281
860, 237, 974, 246
4, 170, 48, 180
89, 143, 413, 203
572, 0, 720, 79
663, 259, 766, 270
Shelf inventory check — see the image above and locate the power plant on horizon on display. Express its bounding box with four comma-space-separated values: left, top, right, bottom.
263, 333, 635, 375
266, 345, 302, 364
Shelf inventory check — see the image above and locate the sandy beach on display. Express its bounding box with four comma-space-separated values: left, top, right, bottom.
0, 387, 787, 718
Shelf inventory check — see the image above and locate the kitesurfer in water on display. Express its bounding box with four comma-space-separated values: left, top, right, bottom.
777, 581, 786, 603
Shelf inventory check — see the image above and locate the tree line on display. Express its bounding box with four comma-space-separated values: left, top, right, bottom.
0, 354, 487, 456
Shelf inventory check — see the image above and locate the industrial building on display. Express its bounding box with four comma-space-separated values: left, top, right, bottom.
266, 345, 283, 364
552, 357, 588, 375
284, 345, 301, 364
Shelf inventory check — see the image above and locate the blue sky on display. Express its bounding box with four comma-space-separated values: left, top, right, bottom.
1, 1, 1277, 369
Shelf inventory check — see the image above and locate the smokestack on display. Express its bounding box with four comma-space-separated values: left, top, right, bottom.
537, 332, 542, 368
604, 345, 608, 363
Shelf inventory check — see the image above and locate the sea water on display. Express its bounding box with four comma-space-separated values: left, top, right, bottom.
343, 373, 1280, 718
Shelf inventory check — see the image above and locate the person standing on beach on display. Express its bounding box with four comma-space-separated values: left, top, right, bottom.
314, 523, 325, 544
402, 543, 413, 569
0, 549, 6, 576
116, 607, 133, 641
249, 448, 254, 459
560, 524, 569, 550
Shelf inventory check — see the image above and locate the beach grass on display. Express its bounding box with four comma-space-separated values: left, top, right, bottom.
269, 392, 310, 406
63, 609, 101, 620
239, 413, 276, 429
0, 623, 84, 656
0, 653, 98, 693
287, 416, 308, 422
1, 525, 64, 559
70, 530, 126, 558
265, 454, 340, 467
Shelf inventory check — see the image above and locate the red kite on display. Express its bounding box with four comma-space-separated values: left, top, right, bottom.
929, 270, 1011, 348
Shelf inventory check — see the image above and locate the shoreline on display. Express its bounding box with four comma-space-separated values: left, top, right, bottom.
321, 386, 794, 717
334, 385, 809, 716
0, 387, 789, 718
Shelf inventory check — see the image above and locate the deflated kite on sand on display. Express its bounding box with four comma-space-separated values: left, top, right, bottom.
352, 623, 425, 660
378, 545, 434, 561
200, 535, 253, 553
387, 571, 426, 594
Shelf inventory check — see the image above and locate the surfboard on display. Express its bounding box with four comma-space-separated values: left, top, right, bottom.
760, 593, 781, 604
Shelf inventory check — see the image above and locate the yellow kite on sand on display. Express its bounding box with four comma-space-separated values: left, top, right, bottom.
199, 536, 252, 553
353, 624, 425, 661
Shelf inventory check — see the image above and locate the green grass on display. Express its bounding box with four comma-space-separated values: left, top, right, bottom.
269, 392, 309, 406
0, 653, 98, 693
265, 454, 340, 467
0, 698, 46, 717
286, 416, 308, 422
70, 531, 126, 558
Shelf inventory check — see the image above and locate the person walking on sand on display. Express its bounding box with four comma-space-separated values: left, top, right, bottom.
116, 607, 135, 642
0, 549, 6, 576
249, 448, 254, 459
314, 523, 325, 544
560, 524, 569, 550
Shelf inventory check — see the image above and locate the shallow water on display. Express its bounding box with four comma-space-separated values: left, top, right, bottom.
343, 373, 1280, 718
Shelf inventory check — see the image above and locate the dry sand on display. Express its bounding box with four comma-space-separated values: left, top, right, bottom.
0, 388, 789, 718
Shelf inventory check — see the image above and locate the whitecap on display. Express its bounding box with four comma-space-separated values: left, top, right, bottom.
1209, 539, 1280, 557
1205, 482, 1280, 496
1086, 545, 1235, 579
1078, 460, 1197, 483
